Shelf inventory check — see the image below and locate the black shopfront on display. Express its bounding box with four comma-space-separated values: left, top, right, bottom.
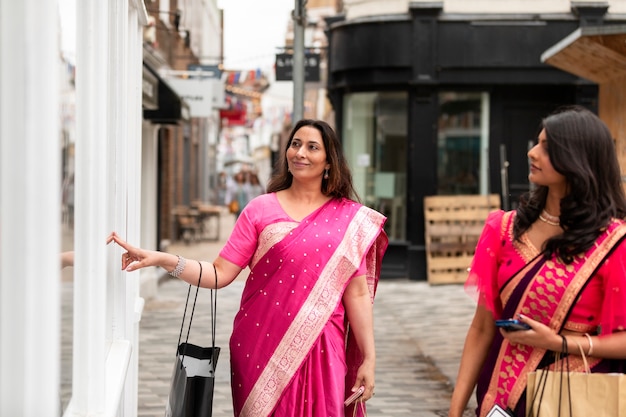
325, 3, 624, 280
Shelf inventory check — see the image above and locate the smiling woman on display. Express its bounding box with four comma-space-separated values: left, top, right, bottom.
108, 119, 388, 417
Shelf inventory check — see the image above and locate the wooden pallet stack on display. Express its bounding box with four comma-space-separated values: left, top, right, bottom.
424, 194, 501, 285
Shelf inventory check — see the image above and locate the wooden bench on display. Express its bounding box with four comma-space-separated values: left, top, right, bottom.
424, 194, 500, 284
172, 206, 201, 244
191, 202, 222, 242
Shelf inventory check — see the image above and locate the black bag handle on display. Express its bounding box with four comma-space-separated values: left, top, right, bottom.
210, 263, 218, 367
530, 336, 572, 417
175, 261, 218, 365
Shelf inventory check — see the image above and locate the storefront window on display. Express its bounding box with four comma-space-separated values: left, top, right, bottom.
343, 92, 407, 241
437, 92, 489, 195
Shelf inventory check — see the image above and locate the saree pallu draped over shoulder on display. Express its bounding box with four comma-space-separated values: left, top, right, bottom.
477, 213, 626, 417
229, 199, 387, 417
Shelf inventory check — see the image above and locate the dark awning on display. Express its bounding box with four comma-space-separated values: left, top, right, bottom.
143, 62, 190, 125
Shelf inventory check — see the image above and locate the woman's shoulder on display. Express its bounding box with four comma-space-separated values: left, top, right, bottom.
336, 198, 388, 222
239, 192, 288, 228
479, 209, 514, 241
248, 192, 275, 203
243, 192, 277, 213
485, 209, 508, 227
337, 197, 359, 205
335, 197, 367, 212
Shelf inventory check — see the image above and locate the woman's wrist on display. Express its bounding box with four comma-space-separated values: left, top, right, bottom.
168, 255, 186, 277
161, 252, 182, 275
360, 355, 376, 366
554, 334, 566, 352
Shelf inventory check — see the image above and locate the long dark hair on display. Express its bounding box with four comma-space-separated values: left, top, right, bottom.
515, 105, 626, 262
266, 119, 359, 200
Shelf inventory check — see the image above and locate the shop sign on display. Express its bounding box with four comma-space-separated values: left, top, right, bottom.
167, 78, 224, 117
187, 64, 222, 79
275, 52, 320, 82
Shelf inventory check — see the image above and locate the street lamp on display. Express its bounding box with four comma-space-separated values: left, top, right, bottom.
292, 0, 307, 122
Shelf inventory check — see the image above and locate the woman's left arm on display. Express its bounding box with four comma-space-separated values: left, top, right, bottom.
343, 274, 375, 401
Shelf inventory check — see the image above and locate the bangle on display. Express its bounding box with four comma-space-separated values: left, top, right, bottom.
584, 333, 594, 356
169, 255, 186, 278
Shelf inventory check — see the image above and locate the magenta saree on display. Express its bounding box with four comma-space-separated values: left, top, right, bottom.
219, 194, 388, 417
466, 210, 626, 417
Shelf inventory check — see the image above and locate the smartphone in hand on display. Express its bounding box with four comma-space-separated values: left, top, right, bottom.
344, 386, 365, 406
495, 319, 531, 331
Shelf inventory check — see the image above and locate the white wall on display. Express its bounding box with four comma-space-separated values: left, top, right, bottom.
0, 0, 148, 414
0, 1, 61, 414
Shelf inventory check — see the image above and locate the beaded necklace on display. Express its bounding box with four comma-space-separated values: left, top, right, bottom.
539, 209, 560, 226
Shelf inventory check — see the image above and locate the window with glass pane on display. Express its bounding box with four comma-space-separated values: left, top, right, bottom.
437, 92, 488, 195
343, 92, 407, 241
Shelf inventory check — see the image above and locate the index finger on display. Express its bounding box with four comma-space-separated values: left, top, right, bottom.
109, 233, 132, 251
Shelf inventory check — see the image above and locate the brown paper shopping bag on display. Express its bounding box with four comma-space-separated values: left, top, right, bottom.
526, 338, 626, 417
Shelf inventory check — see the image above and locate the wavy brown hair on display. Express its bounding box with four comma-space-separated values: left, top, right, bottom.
266, 119, 359, 201
514, 105, 626, 262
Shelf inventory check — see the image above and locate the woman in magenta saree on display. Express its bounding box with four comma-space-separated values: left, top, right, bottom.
109, 118, 387, 417
220, 193, 387, 416
448, 106, 626, 417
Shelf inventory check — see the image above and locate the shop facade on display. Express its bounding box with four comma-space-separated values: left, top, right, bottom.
326, 2, 626, 280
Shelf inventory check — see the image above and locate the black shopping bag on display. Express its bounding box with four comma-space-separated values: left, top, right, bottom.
165, 262, 220, 417
166, 343, 220, 417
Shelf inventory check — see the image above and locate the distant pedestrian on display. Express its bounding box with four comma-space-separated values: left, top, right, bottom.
246, 172, 264, 201
225, 171, 249, 218
217, 171, 228, 206
109, 119, 388, 417
448, 106, 626, 417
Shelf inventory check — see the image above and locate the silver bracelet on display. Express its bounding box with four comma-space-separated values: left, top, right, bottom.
169, 255, 186, 278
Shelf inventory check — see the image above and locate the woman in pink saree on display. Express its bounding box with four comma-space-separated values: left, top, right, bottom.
110, 119, 388, 417
448, 106, 626, 417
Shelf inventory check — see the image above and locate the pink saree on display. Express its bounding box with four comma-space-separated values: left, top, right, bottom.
466, 210, 626, 417
219, 194, 388, 417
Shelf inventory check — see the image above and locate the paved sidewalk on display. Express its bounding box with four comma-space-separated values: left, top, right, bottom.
135, 212, 478, 417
